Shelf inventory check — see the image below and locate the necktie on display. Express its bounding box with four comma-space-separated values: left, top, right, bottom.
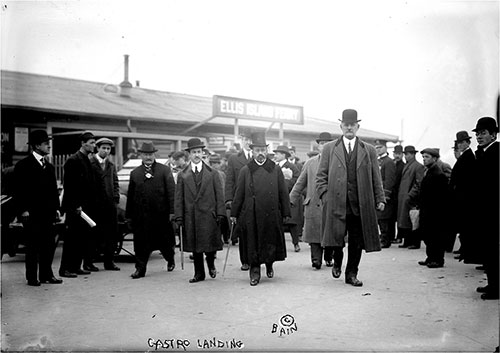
195, 166, 199, 174
100, 161, 106, 170
40, 158, 46, 168
348, 142, 352, 154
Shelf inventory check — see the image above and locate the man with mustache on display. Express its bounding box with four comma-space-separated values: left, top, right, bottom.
230, 132, 291, 286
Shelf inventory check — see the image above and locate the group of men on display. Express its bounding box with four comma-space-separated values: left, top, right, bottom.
11, 110, 499, 298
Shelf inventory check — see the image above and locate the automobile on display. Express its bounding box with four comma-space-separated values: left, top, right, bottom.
117, 158, 169, 195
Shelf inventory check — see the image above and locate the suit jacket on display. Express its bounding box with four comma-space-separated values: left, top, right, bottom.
397, 158, 425, 229
377, 154, 396, 220
316, 137, 385, 252
90, 156, 120, 207
450, 148, 475, 209
13, 154, 60, 222
280, 160, 301, 225
225, 151, 250, 203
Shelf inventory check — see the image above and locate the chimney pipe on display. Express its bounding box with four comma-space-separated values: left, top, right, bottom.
119, 54, 133, 97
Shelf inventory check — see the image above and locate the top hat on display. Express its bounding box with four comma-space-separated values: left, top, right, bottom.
28, 130, 51, 146
184, 138, 206, 151
96, 137, 114, 147
79, 131, 95, 142
249, 131, 268, 148
454, 131, 472, 143
316, 132, 334, 144
403, 145, 418, 153
137, 142, 158, 153
393, 145, 403, 153
374, 139, 387, 147
273, 145, 291, 157
421, 148, 440, 158
339, 109, 361, 124
472, 117, 499, 133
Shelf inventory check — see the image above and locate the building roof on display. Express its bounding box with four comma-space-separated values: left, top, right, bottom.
1, 70, 398, 141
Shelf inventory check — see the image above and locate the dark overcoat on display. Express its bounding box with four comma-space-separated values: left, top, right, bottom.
289, 155, 321, 243
225, 151, 250, 202
90, 156, 120, 227
126, 161, 175, 251
393, 159, 405, 216
231, 158, 291, 265
174, 162, 225, 253
280, 160, 302, 226
397, 159, 425, 229
316, 138, 385, 252
377, 154, 396, 220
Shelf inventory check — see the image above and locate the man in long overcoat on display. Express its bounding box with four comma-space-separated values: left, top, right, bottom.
316, 109, 385, 287
274, 145, 301, 252
290, 132, 334, 269
14, 130, 62, 286
414, 148, 451, 268
230, 132, 291, 286
392, 145, 406, 244
174, 138, 225, 283
90, 137, 120, 271
225, 133, 252, 270
396, 146, 425, 249
375, 139, 397, 248
126, 142, 176, 279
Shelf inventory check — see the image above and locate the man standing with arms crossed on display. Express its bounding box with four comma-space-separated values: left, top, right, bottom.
316, 109, 385, 287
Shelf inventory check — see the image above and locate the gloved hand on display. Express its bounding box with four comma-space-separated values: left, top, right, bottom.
230, 217, 237, 225
281, 168, 293, 180
225, 201, 232, 210
175, 219, 183, 228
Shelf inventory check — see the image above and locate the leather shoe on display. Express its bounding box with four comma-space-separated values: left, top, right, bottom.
418, 260, 428, 266
250, 279, 259, 286
332, 265, 341, 279
426, 262, 444, 268
104, 263, 120, 271
189, 276, 205, 283
398, 243, 409, 248
407, 245, 420, 250
312, 262, 321, 270
209, 267, 217, 278
294, 244, 300, 252
240, 264, 250, 271
325, 260, 333, 267
392, 238, 403, 244
345, 276, 363, 287
59, 270, 77, 278
477, 286, 490, 293
130, 270, 145, 279
27, 280, 41, 286
75, 269, 91, 275
167, 262, 175, 272
83, 264, 99, 272
266, 267, 274, 279
381, 242, 391, 249
481, 292, 499, 300
40, 276, 63, 284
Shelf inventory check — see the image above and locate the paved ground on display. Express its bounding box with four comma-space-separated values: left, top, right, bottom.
1, 235, 498, 352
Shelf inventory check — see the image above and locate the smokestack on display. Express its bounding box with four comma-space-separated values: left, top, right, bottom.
119, 54, 133, 97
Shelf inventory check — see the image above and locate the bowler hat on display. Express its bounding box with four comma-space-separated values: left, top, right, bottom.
316, 132, 333, 144
28, 130, 51, 146
137, 142, 158, 153
393, 145, 403, 153
421, 148, 440, 158
374, 139, 387, 147
95, 137, 114, 147
249, 131, 268, 148
472, 117, 499, 133
339, 109, 361, 124
79, 131, 95, 142
273, 145, 291, 157
184, 138, 206, 151
403, 145, 418, 153
454, 131, 471, 143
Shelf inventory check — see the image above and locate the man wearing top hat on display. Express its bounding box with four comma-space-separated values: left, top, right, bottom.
174, 138, 225, 283
450, 131, 477, 262
374, 139, 397, 248
414, 148, 451, 268
13, 130, 62, 286
472, 117, 499, 300
90, 137, 120, 271
290, 132, 334, 269
316, 109, 385, 287
396, 145, 425, 249
230, 131, 291, 286
391, 145, 406, 244
59, 131, 99, 278
126, 142, 176, 279
273, 144, 302, 252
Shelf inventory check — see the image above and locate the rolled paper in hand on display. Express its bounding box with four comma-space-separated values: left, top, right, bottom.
81, 211, 97, 227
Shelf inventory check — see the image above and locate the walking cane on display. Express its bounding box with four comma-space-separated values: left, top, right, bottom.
222, 221, 235, 277
179, 225, 184, 270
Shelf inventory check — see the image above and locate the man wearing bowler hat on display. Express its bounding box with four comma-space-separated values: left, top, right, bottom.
13, 130, 62, 286
230, 131, 291, 286
316, 109, 385, 287
174, 138, 225, 283
472, 117, 499, 300
396, 145, 425, 249
392, 145, 406, 244
59, 131, 99, 278
90, 137, 121, 271
126, 142, 176, 279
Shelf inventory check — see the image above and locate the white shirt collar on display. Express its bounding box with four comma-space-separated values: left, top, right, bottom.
342, 136, 356, 151
278, 159, 287, 167
191, 161, 203, 172
95, 154, 106, 164
32, 151, 45, 166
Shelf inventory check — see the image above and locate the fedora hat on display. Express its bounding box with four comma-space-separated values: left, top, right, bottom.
316, 132, 333, 143
137, 142, 158, 153
184, 138, 206, 151
421, 148, 440, 158
28, 130, 51, 146
472, 117, 498, 133
393, 145, 403, 153
403, 145, 418, 153
454, 131, 472, 143
273, 145, 291, 157
249, 131, 268, 148
95, 137, 114, 147
339, 109, 361, 124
